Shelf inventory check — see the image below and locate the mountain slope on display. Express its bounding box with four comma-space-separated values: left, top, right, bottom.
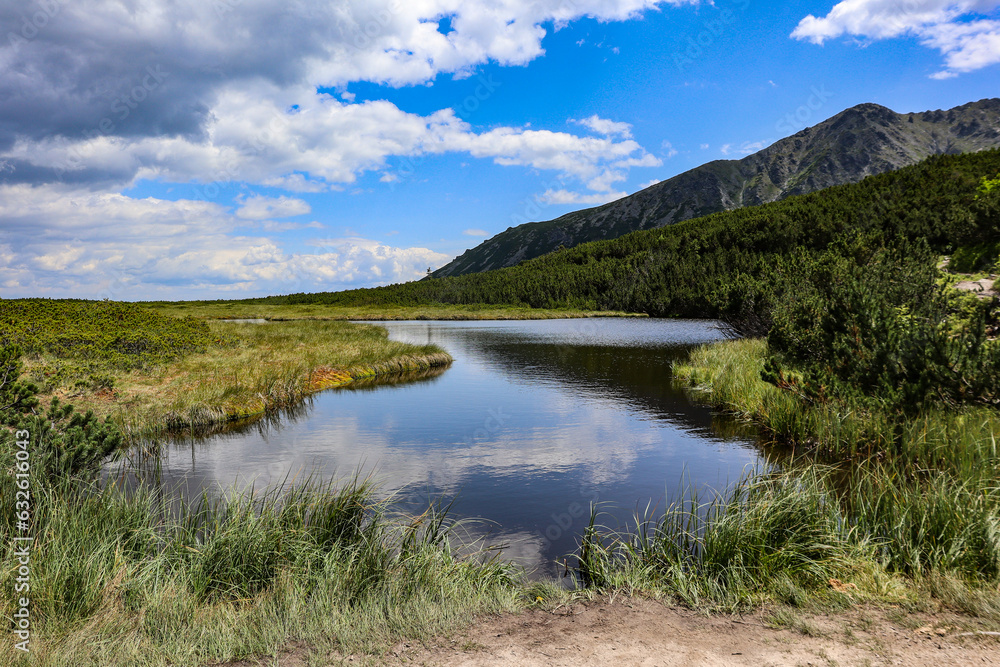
433, 98, 1000, 278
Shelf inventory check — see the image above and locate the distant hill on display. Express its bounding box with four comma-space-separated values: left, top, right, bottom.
432, 98, 1000, 278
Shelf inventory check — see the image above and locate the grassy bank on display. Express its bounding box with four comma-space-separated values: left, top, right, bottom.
568, 338, 997, 618
1, 300, 453, 439
145, 301, 643, 321
0, 469, 524, 666
0, 300, 524, 665
95, 319, 451, 438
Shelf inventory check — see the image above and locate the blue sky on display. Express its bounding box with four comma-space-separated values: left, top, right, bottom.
1, 0, 998, 300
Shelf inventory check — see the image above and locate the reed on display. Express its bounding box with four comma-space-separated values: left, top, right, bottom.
56, 319, 453, 440
0, 469, 523, 666
575, 464, 1000, 616
673, 339, 1000, 479
623, 338, 1000, 616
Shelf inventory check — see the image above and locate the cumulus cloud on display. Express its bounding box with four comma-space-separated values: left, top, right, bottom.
0, 184, 448, 299
0, 0, 689, 151
792, 0, 1000, 78
0, 0, 684, 297
235, 195, 311, 220
572, 115, 634, 138
4, 86, 659, 200
463, 228, 490, 236
539, 189, 628, 205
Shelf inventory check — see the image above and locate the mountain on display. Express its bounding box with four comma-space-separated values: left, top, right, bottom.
432, 98, 1000, 278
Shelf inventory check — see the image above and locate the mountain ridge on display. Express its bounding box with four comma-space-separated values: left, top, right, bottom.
432, 98, 1000, 278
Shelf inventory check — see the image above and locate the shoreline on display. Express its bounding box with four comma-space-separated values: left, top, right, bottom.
146, 302, 647, 322
158, 350, 454, 435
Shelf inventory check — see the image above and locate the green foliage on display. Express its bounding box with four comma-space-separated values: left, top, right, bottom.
950, 241, 1000, 272
0, 344, 122, 485
575, 463, 1000, 610
224, 150, 1000, 320
0, 299, 219, 389
978, 172, 1000, 197
763, 237, 1000, 412
0, 344, 38, 415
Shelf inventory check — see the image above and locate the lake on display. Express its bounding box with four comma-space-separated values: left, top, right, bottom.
115, 318, 763, 579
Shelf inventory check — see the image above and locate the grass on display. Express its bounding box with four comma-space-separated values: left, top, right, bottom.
2, 300, 453, 439
572, 337, 999, 618
0, 469, 525, 666
144, 301, 645, 321
673, 338, 1000, 481
7, 299, 1000, 663
96, 319, 451, 438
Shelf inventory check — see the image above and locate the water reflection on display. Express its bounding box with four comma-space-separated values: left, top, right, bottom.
109, 318, 762, 578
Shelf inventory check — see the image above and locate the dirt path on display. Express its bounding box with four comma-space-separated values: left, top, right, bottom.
379, 597, 1000, 666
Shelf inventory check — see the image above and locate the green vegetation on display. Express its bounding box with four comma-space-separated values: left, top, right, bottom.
0, 300, 216, 394
228, 150, 1000, 319
0, 336, 522, 666
584, 338, 999, 617
0, 300, 452, 439
145, 301, 642, 322
539, 151, 1000, 618
4, 150, 1000, 662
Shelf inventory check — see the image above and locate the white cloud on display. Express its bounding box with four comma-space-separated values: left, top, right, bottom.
539, 189, 628, 205
920, 18, 1000, 76
572, 115, 634, 138
463, 228, 490, 236
700, 143, 710, 150
792, 1, 1000, 78
8, 89, 659, 201
0, 184, 448, 299
661, 140, 679, 158
719, 140, 767, 156
637, 179, 662, 190
235, 195, 311, 220
0, 0, 693, 297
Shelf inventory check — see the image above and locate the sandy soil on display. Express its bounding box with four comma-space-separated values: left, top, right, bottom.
374, 597, 1000, 667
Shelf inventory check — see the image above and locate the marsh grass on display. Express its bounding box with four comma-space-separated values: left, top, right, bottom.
145, 301, 643, 321
673, 339, 1000, 480
58, 320, 452, 439
629, 338, 1000, 616
0, 470, 523, 666
576, 464, 1000, 616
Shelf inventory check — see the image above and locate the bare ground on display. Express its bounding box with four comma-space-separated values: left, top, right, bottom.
227, 596, 1000, 666
377, 597, 1000, 667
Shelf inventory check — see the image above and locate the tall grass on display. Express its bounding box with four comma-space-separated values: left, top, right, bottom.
569, 338, 1000, 616
673, 339, 1000, 480
576, 464, 1000, 615
0, 469, 522, 666
66, 319, 452, 439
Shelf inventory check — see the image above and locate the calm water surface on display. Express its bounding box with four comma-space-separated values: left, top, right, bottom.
120, 318, 762, 577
